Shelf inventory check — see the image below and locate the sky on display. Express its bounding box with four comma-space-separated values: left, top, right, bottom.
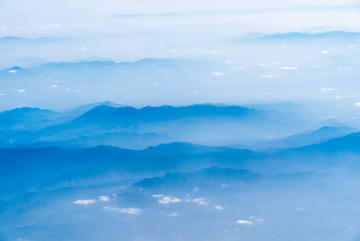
0, 1, 360, 111
0, 0, 360, 37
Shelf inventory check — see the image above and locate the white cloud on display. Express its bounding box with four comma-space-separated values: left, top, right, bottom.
320, 87, 335, 93
236, 219, 253, 225
212, 72, 225, 76
210, 50, 221, 55
0, 93, 6, 96
193, 197, 208, 205
225, 60, 235, 64
249, 216, 264, 222
74, 199, 96, 205
18, 89, 26, 93
193, 187, 199, 192
280, 66, 298, 70
152, 194, 164, 198
230, 65, 245, 70
99, 196, 110, 201
168, 212, 180, 217
158, 196, 181, 204
8, 70, 17, 73
348, 44, 356, 48
215, 205, 224, 210
355, 103, 360, 107
321, 50, 329, 54
261, 74, 276, 79
51, 85, 58, 88
104, 206, 141, 215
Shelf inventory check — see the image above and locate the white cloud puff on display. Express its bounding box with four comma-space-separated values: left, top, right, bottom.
104, 206, 141, 215
99, 196, 110, 201
215, 205, 224, 210
212, 72, 225, 76
193, 197, 208, 205
236, 219, 253, 225
158, 196, 181, 204
74, 199, 96, 205
280, 66, 298, 70
152, 194, 164, 198
18, 89, 26, 93
321, 50, 329, 54
168, 212, 180, 217
355, 103, 360, 107
261, 74, 276, 79
0, 93, 6, 96
8, 70, 17, 73
320, 88, 335, 93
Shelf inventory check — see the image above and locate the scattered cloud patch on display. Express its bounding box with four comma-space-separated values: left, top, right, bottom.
152, 194, 164, 198
210, 50, 221, 55
236, 219, 253, 225
8, 70, 17, 73
74, 199, 96, 205
168, 212, 180, 217
158, 196, 181, 204
261, 74, 276, 79
230, 65, 245, 70
0, 93, 6, 96
321, 50, 329, 54
355, 103, 360, 107
193, 197, 208, 206
51, 85, 58, 88
104, 206, 141, 215
212, 72, 225, 76
280, 66, 298, 70
320, 88, 335, 93
193, 187, 199, 192
215, 205, 224, 210
18, 89, 26, 93
99, 196, 110, 202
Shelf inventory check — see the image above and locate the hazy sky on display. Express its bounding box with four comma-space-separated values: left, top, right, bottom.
1, 0, 360, 37
0, 1, 360, 111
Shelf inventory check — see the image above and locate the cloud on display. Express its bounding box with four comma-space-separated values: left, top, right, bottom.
74, 199, 96, 205
280, 66, 298, 70
104, 206, 141, 215
236, 219, 253, 225
158, 196, 181, 204
249, 216, 264, 222
99, 196, 110, 201
193, 187, 199, 192
8, 70, 17, 73
355, 103, 360, 107
51, 85, 59, 88
321, 50, 329, 54
261, 74, 276, 79
168, 212, 180, 217
18, 89, 26, 93
212, 72, 225, 76
210, 50, 222, 55
0, 93, 6, 96
215, 205, 224, 210
320, 87, 335, 93
193, 197, 208, 205
152, 194, 164, 198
